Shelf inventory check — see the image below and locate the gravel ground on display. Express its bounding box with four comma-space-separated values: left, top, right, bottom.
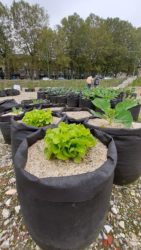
0, 89, 141, 250
0, 130, 141, 250
0, 91, 37, 103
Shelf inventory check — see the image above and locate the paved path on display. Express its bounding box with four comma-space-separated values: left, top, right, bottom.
115, 76, 137, 89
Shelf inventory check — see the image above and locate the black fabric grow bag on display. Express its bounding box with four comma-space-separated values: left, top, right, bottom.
25, 88, 35, 92
49, 95, 58, 104
5, 88, 20, 96
12, 89, 20, 96
0, 113, 24, 144
79, 97, 94, 109
11, 114, 66, 159
14, 128, 117, 250
56, 95, 67, 105
67, 94, 79, 107
84, 118, 141, 185
129, 104, 141, 121
0, 90, 6, 97
0, 99, 18, 114
110, 98, 122, 108
37, 91, 46, 99
62, 107, 94, 124
0, 119, 11, 144
21, 99, 50, 110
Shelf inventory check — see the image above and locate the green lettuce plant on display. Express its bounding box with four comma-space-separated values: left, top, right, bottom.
22, 109, 53, 127
44, 122, 97, 163
92, 98, 138, 127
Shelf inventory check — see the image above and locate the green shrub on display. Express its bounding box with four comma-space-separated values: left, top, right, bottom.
44, 122, 97, 163
22, 109, 53, 127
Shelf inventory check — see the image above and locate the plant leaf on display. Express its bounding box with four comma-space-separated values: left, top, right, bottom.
91, 110, 103, 118
115, 109, 133, 127
92, 98, 111, 113
116, 99, 138, 112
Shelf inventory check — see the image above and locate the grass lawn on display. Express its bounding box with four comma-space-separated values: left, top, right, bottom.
131, 77, 141, 86
0, 78, 124, 90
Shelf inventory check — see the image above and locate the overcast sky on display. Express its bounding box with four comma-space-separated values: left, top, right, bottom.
4, 0, 141, 28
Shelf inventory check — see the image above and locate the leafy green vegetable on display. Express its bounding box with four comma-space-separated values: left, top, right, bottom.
44, 122, 97, 163
22, 109, 53, 127
123, 87, 136, 98
81, 87, 121, 100
92, 87, 120, 100
12, 107, 23, 115
32, 99, 45, 104
92, 98, 138, 127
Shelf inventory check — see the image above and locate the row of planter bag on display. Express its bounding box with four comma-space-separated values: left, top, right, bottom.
0, 91, 141, 250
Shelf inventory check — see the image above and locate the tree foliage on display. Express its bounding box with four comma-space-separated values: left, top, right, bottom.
0, 1, 141, 79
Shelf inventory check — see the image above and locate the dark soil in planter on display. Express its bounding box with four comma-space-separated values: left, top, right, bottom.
14, 128, 117, 250
84, 117, 141, 185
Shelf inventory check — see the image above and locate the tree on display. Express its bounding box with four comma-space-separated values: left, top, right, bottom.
135, 28, 141, 72
11, 0, 48, 78
59, 13, 89, 78
103, 18, 138, 75
0, 2, 13, 78
38, 28, 56, 78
